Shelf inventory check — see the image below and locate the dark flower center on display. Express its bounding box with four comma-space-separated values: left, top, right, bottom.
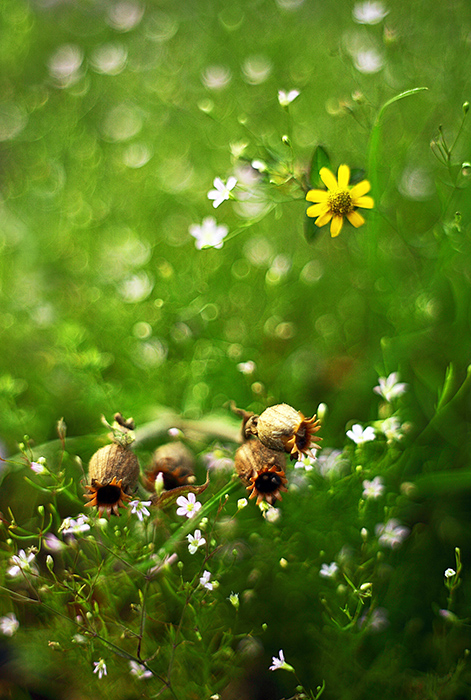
97, 484, 122, 504
254, 471, 282, 494
328, 190, 353, 216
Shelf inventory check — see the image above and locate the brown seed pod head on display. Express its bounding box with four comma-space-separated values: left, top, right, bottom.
247, 464, 288, 506
84, 443, 140, 517
252, 403, 322, 459
145, 441, 195, 492
234, 439, 286, 487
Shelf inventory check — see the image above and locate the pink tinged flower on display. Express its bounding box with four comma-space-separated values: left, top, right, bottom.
129, 499, 151, 521
375, 519, 410, 548
294, 454, 316, 471
129, 660, 153, 679
8, 549, 38, 577
59, 515, 90, 536
93, 658, 107, 679
319, 562, 338, 578
346, 424, 376, 444
269, 649, 294, 672
30, 458, 47, 474
207, 176, 237, 208
187, 529, 206, 554
373, 372, 408, 402
0, 613, 19, 636
199, 570, 213, 590
359, 607, 389, 632
176, 492, 202, 518
189, 217, 229, 250
43, 534, 66, 552
278, 89, 300, 106
362, 476, 385, 499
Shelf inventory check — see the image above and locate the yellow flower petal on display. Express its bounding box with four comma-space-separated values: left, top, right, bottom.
307, 202, 329, 218
330, 215, 344, 237
353, 195, 374, 209
319, 167, 338, 191
337, 164, 350, 189
306, 189, 329, 203
346, 210, 365, 228
315, 211, 333, 228
350, 179, 371, 198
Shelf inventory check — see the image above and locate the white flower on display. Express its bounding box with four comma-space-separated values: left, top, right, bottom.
346, 424, 376, 444
362, 476, 385, 499
294, 453, 316, 471
176, 492, 202, 519
319, 562, 338, 578
353, 1, 388, 24
0, 613, 19, 636
59, 515, 91, 536
381, 416, 403, 442
376, 519, 410, 548
278, 89, 300, 106
269, 649, 294, 672
199, 570, 213, 590
8, 549, 38, 577
30, 457, 47, 474
374, 372, 408, 402
262, 505, 281, 523
187, 529, 206, 554
129, 499, 152, 521
207, 176, 237, 208
444, 568, 456, 579
93, 658, 107, 679
237, 498, 248, 510
353, 49, 384, 74
129, 660, 153, 680
237, 360, 256, 375
189, 217, 229, 250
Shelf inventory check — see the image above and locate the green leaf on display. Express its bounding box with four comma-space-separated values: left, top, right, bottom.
304, 214, 322, 244
309, 145, 331, 188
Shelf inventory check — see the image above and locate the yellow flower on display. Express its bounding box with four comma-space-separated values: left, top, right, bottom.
306, 164, 374, 238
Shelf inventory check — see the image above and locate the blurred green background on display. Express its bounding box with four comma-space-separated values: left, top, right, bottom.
1, 0, 470, 453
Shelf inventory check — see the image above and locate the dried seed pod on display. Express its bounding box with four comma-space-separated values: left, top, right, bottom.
144, 441, 195, 492
245, 403, 322, 459
235, 439, 288, 505
84, 443, 140, 517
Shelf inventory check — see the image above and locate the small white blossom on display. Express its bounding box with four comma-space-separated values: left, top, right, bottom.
269, 649, 294, 672
187, 529, 206, 554
43, 534, 65, 552
278, 89, 300, 106
199, 570, 213, 590
362, 476, 385, 500
444, 568, 456, 579
189, 217, 228, 250
176, 492, 202, 519
353, 1, 388, 24
237, 360, 256, 375
207, 176, 237, 208
59, 515, 91, 536
0, 613, 19, 637
347, 424, 376, 444
129, 499, 152, 521
376, 519, 410, 548
93, 658, 107, 680
381, 416, 403, 442
353, 49, 384, 74
294, 453, 316, 471
30, 458, 47, 474
129, 660, 153, 679
374, 372, 408, 402
8, 549, 38, 578
262, 505, 281, 523
319, 562, 338, 578
237, 498, 248, 510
